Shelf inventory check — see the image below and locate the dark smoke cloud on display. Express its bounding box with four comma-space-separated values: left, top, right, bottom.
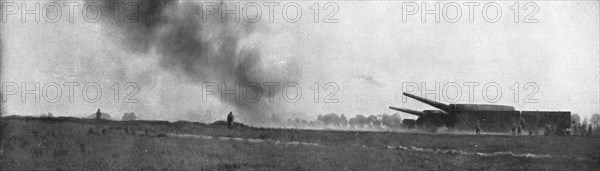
102, 0, 174, 52
97, 0, 301, 124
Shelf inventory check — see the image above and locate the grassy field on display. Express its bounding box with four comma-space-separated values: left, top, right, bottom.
1, 116, 599, 170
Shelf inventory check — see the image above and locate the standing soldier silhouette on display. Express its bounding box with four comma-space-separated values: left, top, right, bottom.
517, 118, 525, 135
511, 122, 517, 135
96, 109, 101, 120
475, 120, 481, 135
227, 112, 234, 129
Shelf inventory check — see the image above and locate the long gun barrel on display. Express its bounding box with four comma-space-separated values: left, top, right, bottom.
389, 106, 424, 116
402, 92, 450, 112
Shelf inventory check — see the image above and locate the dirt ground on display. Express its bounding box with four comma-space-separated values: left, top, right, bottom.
1, 116, 599, 170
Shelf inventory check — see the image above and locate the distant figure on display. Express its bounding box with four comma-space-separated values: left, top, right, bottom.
227, 112, 234, 129
511, 123, 517, 135
517, 118, 525, 135
588, 125, 592, 136
96, 109, 101, 120
475, 121, 481, 135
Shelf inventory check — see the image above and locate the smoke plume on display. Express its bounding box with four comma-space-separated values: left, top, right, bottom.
98, 0, 301, 124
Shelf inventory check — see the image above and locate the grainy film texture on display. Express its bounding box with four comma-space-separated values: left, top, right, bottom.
1, 0, 599, 170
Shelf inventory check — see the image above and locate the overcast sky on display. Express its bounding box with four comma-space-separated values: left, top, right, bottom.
2, 1, 598, 124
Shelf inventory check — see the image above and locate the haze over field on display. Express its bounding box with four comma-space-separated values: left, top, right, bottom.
1, 1, 598, 125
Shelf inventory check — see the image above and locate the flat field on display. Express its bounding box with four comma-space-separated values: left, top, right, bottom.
1, 116, 598, 170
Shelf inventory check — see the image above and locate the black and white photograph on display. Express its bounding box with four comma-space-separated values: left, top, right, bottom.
1, 0, 599, 170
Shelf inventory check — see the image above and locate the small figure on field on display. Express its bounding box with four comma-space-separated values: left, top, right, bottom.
517, 118, 525, 135
475, 120, 481, 135
96, 109, 101, 120
511, 123, 517, 135
227, 112, 234, 129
